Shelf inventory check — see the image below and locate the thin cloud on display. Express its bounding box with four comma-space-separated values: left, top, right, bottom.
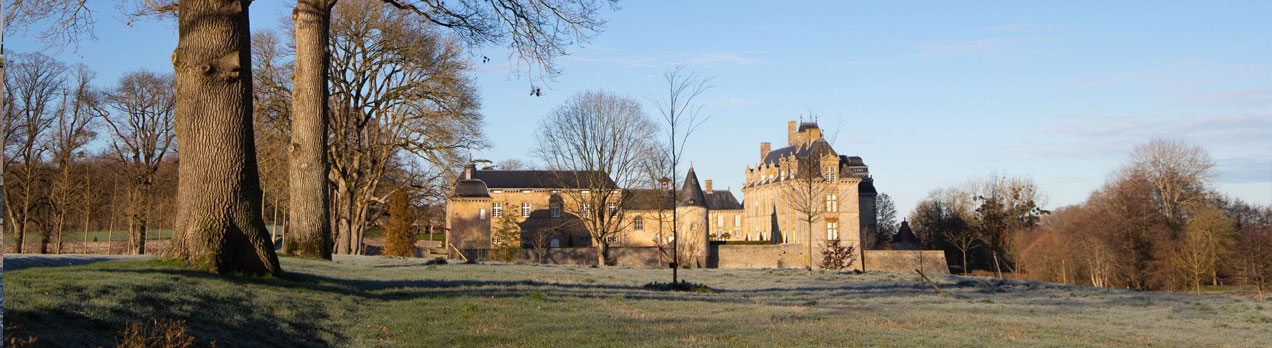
912, 38, 1020, 56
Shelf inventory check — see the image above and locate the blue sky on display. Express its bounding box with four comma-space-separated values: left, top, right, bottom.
8, 1, 1270, 215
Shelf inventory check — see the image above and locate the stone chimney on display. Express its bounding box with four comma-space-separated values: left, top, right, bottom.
704, 180, 713, 193
787, 121, 798, 146
760, 142, 771, 160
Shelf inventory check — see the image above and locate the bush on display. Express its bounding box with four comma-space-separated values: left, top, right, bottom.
642, 281, 714, 293
820, 240, 858, 270
116, 318, 197, 348
385, 190, 417, 257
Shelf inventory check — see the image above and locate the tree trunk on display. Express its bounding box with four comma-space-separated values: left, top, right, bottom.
287, 0, 334, 260
164, 0, 281, 275
55, 210, 65, 254
132, 183, 150, 255
597, 242, 608, 266
993, 251, 1003, 279
961, 250, 968, 275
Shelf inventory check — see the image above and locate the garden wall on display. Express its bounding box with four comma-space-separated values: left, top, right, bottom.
862, 250, 949, 274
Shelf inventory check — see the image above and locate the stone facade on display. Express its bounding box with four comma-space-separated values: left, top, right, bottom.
444, 120, 939, 272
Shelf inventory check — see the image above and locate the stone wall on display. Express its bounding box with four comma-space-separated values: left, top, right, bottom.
711, 243, 839, 269
453, 247, 663, 267
862, 250, 949, 274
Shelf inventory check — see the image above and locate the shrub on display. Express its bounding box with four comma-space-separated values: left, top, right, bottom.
116, 318, 197, 348
820, 240, 858, 270
385, 189, 417, 257
643, 281, 714, 293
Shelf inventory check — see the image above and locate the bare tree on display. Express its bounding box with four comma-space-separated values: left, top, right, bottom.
534, 90, 657, 265
285, 0, 612, 261
871, 192, 898, 249
47, 64, 100, 254
103, 70, 175, 255
493, 158, 532, 170
251, 31, 293, 248
781, 153, 828, 275
326, 0, 485, 255
3, 52, 63, 253
1172, 202, 1235, 294
650, 64, 711, 281
1128, 138, 1215, 226
973, 174, 1047, 278
2, 0, 97, 256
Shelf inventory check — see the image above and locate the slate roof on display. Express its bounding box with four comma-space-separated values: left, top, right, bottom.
464, 170, 617, 190
892, 220, 919, 244
621, 188, 675, 210
858, 177, 877, 195
704, 191, 743, 210
760, 138, 834, 166
678, 167, 707, 207
797, 121, 819, 131
453, 179, 491, 198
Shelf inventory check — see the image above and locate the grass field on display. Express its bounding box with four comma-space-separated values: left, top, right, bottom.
5, 256, 1270, 347
3, 229, 176, 244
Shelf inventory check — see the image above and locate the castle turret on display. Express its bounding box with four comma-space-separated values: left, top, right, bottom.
675, 166, 710, 268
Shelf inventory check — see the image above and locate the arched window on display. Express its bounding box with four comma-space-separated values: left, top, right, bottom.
634, 216, 644, 230
550, 202, 562, 217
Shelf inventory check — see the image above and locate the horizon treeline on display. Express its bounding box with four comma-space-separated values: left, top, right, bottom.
907, 138, 1271, 296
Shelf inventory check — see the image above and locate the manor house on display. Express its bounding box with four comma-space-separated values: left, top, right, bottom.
445, 120, 903, 270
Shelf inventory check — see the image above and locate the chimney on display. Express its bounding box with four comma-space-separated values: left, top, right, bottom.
787, 121, 798, 146
760, 142, 771, 160
704, 180, 713, 193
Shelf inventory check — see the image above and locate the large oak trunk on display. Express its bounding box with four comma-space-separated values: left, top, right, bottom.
286, 0, 335, 260
164, 0, 281, 275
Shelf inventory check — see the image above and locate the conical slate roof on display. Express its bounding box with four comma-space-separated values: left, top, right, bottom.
678, 166, 707, 207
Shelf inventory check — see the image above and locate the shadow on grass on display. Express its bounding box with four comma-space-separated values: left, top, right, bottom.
6, 265, 346, 347
7, 260, 1163, 347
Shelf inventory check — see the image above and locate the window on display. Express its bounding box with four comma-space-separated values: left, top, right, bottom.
550, 202, 562, 217
550, 239, 560, 248
690, 223, 699, 231
825, 167, 836, 181
521, 202, 531, 217
607, 203, 617, 215
579, 236, 589, 245
717, 215, 724, 227
492, 203, 502, 218
580, 203, 590, 216
827, 221, 839, 241
734, 215, 741, 227
634, 216, 644, 230
826, 194, 838, 212
492, 236, 501, 245
605, 235, 618, 244
479, 208, 486, 219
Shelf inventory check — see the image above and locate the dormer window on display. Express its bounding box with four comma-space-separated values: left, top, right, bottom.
824, 167, 836, 181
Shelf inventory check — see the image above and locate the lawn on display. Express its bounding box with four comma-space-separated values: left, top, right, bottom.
4, 256, 1270, 347
3, 229, 176, 244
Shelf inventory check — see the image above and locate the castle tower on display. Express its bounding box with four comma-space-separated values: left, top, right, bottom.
446, 163, 492, 260
675, 166, 710, 268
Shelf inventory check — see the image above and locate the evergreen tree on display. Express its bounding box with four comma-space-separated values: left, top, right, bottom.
385, 189, 416, 257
